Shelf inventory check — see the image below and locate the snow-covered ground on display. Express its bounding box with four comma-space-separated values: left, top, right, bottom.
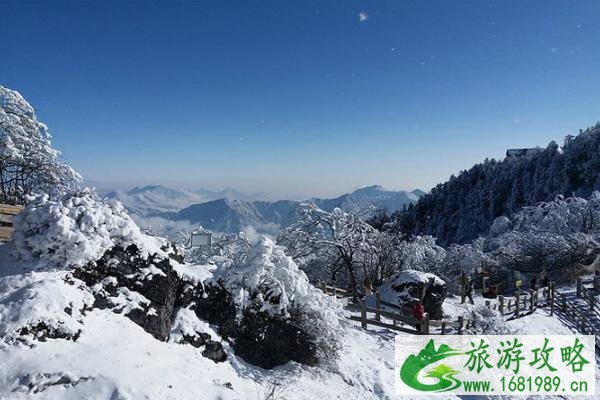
1, 239, 598, 400
0, 241, 396, 400
0, 304, 397, 400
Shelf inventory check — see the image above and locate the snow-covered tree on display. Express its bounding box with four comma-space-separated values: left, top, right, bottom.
395, 122, 600, 245
207, 237, 346, 367
12, 188, 167, 269
360, 230, 404, 287
397, 235, 446, 272
0, 86, 80, 204
278, 204, 377, 299
210, 232, 252, 260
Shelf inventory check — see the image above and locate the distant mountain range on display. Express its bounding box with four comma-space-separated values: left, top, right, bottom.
103, 185, 266, 216
107, 184, 424, 234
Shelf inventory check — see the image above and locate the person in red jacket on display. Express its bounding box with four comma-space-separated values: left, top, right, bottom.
412, 299, 425, 332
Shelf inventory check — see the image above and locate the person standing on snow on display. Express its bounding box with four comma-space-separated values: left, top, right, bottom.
412, 299, 425, 332
464, 275, 475, 305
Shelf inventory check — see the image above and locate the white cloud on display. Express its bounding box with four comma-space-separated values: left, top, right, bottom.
358, 12, 368, 22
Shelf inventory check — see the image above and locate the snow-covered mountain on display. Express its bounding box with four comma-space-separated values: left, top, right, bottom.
161, 185, 423, 234
165, 198, 299, 233
103, 185, 264, 216
311, 185, 422, 215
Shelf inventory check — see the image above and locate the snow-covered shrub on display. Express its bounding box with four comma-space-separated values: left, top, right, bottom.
397, 235, 446, 272
214, 236, 344, 321
12, 188, 167, 269
489, 216, 511, 236
437, 238, 492, 294
202, 237, 346, 368
0, 85, 81, 204
466, 305, 512, 335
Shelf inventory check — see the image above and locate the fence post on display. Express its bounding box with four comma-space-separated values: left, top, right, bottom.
529, 290, 534, 312
457, 316, 464, 335
498, 296, 504, 314
375, 290, 381, 321
485, 300, 490, 309
550, 282, 555, 316
561, 293, 566, 312
576, 277, 582, 298
360, 301, 367, 330
441, 321, 446, 335
460, 271, 465, 304
515, 292, 520, 317
423, 313, 430, 335
320, 281, 327, 294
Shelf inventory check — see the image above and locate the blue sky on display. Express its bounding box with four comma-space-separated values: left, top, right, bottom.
2, 1, 600, 198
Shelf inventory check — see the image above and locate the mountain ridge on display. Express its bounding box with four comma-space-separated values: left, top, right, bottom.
157, 185, 423, 234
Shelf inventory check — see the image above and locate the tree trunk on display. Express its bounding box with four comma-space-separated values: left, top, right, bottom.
344, 258, 360, 302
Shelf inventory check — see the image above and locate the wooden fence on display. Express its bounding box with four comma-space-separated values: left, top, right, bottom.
318, 282, 349, 298
571, 278, 600, 349
497, 284, 554, 318
319, 281, 552, 336
346, 294, 474, 335
0, 203, 23, 242
577, 277, 600, 315
317, 283, 474, 335
319, 278, 599, 349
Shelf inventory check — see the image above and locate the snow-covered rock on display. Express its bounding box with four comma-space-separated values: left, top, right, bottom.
73, 243, 182, 341
379, 269, 447, 319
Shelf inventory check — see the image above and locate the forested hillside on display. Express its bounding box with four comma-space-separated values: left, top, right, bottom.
400, 122, 600, 246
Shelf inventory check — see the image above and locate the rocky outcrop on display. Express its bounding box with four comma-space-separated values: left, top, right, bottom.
189, 283, 321, 369
73, 244, 229, 364
73, 244, 182, 341
380, 269, 447, 319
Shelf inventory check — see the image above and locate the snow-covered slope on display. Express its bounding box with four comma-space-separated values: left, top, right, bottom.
0, 244, 397, 400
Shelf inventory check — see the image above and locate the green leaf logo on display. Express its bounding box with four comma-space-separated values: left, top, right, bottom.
400, 339, 464, 392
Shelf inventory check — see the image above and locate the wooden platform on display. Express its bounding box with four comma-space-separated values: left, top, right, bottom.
0, 203, 23, 242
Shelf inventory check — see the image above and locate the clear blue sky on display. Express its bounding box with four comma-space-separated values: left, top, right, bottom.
2, 1, 600, 198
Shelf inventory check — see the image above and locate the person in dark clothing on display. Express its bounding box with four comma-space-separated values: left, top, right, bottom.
363, 277, 373, 297
412, 299, 424, 332
530, 276, 537, 291
464, 276, 475, 304
542, 274, 550, 289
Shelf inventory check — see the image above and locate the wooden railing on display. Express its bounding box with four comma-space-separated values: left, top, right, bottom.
339, 287, 474, 335
321, 278, 599, 348
556, 289, 600, 349
318, 281, 556, 336
318, 282, 460, 334
497, 284, 553, 318
318, 282, 349, 298
0, 203, 23, 242
577, 277, 600, 316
